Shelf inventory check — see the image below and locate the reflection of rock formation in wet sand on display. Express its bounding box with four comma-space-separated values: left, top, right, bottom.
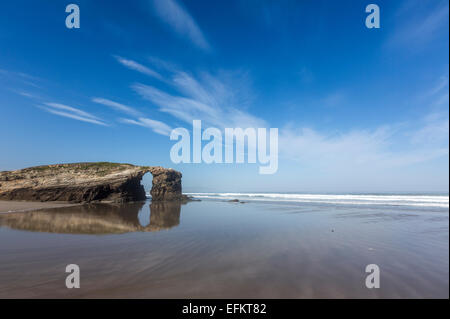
147, 202, 181, 231
0, 162, 188, 203
0, 201, 183, 235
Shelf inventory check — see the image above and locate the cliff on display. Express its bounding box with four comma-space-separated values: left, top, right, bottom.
0, 162, 186, 203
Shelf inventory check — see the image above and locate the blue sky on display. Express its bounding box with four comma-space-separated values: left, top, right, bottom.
0, 0, 448, 193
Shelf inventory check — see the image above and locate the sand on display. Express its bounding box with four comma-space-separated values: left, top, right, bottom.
0, 200, 81, 213
0, 199, 448, 298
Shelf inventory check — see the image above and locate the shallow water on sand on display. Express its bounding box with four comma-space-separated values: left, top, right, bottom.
0, 198, 448, 298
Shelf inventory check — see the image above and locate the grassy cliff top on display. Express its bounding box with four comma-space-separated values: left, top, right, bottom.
23, 162, 134, 171
1, 162, 154, 179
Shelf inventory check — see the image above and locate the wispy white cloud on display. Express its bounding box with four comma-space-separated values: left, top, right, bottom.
410, 76, 449, 147
132, 83, 221, 125
279, 120, 448, 172
17, 91, 35, 98
120, 117, 172, 136
9, 89, 39, 99
92, 97, 142, 117
150, 0, 210, 51
40, 103, 107, 126
428, 76, 449, 96
132, 66, 263, 129
44, 103, 100, 120
0, 68, 43, 88
414, 74, 449, 109
148, 56, 179, 73
0, 69, 42, 82
278, 73, 449, 177
114, 55, 162, 79
434, 91, 449, 107
410, 112, 449, 146
430, 75, 449, 108
387, 1, 449, 49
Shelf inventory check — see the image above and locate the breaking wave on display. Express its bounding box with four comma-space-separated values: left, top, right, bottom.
185, 193, 449, 208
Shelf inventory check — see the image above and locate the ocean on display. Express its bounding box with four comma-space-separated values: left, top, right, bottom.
186, 192, 449, 208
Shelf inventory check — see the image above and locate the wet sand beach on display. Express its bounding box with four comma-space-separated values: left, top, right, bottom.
0, 196, 448, 298
0, 200, 82, 214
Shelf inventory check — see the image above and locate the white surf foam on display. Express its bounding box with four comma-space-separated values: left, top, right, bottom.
185, 193, 449, 208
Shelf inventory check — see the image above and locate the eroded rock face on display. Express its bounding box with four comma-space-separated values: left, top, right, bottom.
0, 162, 185, 203
149, 167, 185, 201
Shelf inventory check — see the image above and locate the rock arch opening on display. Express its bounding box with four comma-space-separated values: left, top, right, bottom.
140, 172, 153, 200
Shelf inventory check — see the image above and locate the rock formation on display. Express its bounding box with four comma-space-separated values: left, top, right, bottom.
0, 162, 187, 203
149, 166, 184, 201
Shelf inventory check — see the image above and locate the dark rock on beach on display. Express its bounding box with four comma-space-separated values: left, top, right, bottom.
227, 199, 246, 203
